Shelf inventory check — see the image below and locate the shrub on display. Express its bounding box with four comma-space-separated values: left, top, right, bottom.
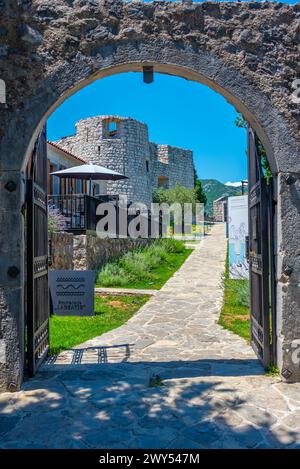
237, 281, 250, 307
96, 263, 129, 287
159, 238, 185, 253
96, 237, 187, 287
48, 205, 68, 232
146, 242, 168, 262
120, 251, 153, 280
152, 183, 198, 206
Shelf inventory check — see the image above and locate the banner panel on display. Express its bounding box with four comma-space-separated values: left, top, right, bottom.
228, 195, 249, 280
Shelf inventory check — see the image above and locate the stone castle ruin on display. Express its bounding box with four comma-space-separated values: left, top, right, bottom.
55, 116, 195, 206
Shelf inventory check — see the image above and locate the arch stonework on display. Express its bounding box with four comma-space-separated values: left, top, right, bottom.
1, 1, 300, 390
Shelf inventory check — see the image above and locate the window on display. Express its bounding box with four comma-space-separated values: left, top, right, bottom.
146, 160, 149, 172
158, 176, 169, 189
60, 166, 66, 195
76, 179, 82, 194
108, 121, 117, 137
67, 178, 76, 194
94, 181, 107, 195
103, 119, 120, 139
93, 183, 100, 196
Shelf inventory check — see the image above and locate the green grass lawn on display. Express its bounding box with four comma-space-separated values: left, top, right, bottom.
95, 238, 192, 290
50, 294, 148, 355
168, 223, 212, 237
50, 239, 192, 355
219, 250, 280, 376
218, 249, 250, 342
114, 250, 192, 289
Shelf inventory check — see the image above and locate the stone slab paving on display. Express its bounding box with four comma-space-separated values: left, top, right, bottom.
95, 287, 157, 297
1, 224, 300, 448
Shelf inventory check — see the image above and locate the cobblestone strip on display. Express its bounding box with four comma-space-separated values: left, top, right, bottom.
1, 225, 300, 448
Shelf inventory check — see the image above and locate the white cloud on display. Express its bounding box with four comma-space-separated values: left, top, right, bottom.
225, 181, 243, 187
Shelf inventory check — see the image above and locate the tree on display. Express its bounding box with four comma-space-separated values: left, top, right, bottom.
234, 114, 247, 129
193, 166, 207, 205
257, 139, 272, 183
152, 183, 200, 232
234, 113, 272, 183
153, 183, 198, 206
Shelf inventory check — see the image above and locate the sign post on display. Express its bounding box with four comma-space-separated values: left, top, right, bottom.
49, 271, 94, 316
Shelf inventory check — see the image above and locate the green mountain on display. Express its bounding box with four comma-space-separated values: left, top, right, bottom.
201, 179, 246, 216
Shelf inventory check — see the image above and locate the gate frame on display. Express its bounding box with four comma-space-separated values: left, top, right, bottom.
248, 127, 277, 369
1, 31, 300, 390
26, 128, 50, 377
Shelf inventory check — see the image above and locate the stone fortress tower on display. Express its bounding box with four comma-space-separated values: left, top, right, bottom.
55, 115, 195, 207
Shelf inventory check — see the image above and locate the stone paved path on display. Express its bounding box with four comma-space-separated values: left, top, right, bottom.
95, 287, 157, 297
1, 224, 300, 448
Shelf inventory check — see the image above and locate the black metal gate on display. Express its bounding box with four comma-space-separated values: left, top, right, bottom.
247, 126, 276, 368
26, 126, 50, 376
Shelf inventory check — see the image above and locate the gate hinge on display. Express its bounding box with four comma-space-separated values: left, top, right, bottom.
7, 266, 20, 278
282, 368, 292, 380
285, 175, 295, 186
283, 265, 293, 277
4, 180, 17, 192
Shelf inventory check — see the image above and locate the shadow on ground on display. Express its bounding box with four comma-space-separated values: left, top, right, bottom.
0, 350, 298, 449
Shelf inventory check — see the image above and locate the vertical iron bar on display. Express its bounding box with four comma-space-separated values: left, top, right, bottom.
26, 180, 35, 376
260, 177, 271, 367
268, 179, 277, 364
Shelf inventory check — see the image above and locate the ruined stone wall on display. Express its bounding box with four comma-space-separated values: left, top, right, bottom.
56, 116, 153, 206
56, 116, 194, 206
153, 145, 194, 190
150, 143, 169, 187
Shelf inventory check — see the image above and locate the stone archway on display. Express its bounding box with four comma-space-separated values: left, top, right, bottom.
1, 1, 300, 391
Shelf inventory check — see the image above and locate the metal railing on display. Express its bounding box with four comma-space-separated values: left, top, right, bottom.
48, 194, 99, 232
48, 194, 163, 237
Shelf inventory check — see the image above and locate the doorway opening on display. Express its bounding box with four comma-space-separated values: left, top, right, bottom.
23, 66, 277, 378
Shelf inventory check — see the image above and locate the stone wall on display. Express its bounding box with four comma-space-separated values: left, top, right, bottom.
56, 116, 153, 207
49, 231, 150, 271
55, 115, 195, 207
49, 232, 74, 270
213, 198, 228, 223
151, 145, 194, 190
73, 234, 150, 271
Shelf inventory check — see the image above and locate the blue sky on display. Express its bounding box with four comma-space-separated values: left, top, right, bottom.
142, 0, 298, 2
141, 0, 299, 3
47, 0, 297, 183
48, 73, 247, 183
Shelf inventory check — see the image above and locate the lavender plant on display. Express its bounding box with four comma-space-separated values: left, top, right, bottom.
48, 204, 69, 232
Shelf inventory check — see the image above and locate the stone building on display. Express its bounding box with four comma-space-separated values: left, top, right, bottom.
47, 141, 107, 197
213, 196, 228, 223
55, 116, 195, 207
